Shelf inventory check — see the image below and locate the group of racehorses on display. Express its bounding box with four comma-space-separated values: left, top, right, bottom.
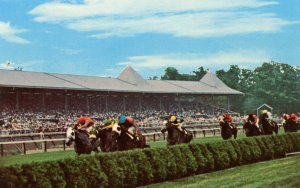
66, 119, 193, 155
221, 113, 299, 140
66, 113, 299, 155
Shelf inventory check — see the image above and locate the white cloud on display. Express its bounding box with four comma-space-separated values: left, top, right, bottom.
52, 46, 83, 55
28, 0, 297, 39
0, 21, 30, 44
1, 60, 15, 70
117, 50, 270, 70
29, 0, 278, 22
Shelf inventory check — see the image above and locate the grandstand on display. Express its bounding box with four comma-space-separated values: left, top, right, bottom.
0, 66, 243, 134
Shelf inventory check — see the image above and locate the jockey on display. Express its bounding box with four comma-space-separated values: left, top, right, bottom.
282, 113, 290, 124
118, 114, 139, 141
290, 113, 299, 123
222, 114, 235, 129
75, 114, 96, 140
102, 119, 116, 129
169, 115, 187, 134
223, 114, 233, 123
245, 114, 259, 128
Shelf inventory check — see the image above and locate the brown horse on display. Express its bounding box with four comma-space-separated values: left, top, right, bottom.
259, 115, 278, 135
283, 119, 299, 133
243, 114, 261, 137
219, 121, 238, 140
162, 120, 193, 146
66, 127, 93, 155
111, 123, 149, 151
97, 127, 119, 152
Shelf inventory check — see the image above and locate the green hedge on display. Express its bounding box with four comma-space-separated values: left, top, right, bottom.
1, 133, 300, 188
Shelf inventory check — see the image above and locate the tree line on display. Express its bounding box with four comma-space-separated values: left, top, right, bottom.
150, 61, 300, 115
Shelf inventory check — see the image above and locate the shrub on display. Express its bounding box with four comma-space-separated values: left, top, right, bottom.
243, 137, 262, 162
228, 140, 243, 165
0, 165, 26, 188
127, 150, 153, 186
254, 136, 271, 160
236, 139, 253, 164
143, 148, 168, 183
59, 155, 107, 188
206, 142, 231, 170
189, 143, 208, 173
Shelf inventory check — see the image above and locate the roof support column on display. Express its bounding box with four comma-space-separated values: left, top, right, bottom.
123, 95, 126, 111
105, 95, 108, 112
64, 92, 68, 111
227, 96, 231, 111
139, 95, 142, 112
86, 94, 90, 114
178, 94, 181, 112
159, 96, 162, 111
98, 96, 101, 112
212, 95, 215, 115
42, 91, 45, 110
15, 89, 19, 110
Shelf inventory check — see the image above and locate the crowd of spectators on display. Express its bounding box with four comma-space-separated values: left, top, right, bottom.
0, 94, 245, 135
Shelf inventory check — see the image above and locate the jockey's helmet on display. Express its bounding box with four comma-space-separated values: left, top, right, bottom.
261, 110, 268, 114
290, 113, 298, 123
177, 118, 184, 123
119, 115, 126, 124
170, 116, 177, 123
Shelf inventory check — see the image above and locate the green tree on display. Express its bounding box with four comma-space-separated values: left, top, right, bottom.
161, 67, 182, 80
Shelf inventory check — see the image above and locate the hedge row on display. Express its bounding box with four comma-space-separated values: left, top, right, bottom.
1, 133, 300, 188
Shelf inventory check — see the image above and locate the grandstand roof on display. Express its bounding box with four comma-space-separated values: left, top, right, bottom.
0, 67, 243, 95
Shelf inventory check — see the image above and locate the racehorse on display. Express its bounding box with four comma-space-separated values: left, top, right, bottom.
243, 114, 261, 137
97, 126, 119, 152
162, 120, 193, 146
283, 119, 299, 133
219, 120, 238, 140
65, 127, 99, 155
111, 123, 149, 151
259, 116, 278, 135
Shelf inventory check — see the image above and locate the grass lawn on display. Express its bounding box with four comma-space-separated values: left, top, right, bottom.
143, 156, 300, 188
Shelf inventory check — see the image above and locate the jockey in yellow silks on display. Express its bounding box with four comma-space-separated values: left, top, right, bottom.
169, 115, 187, 134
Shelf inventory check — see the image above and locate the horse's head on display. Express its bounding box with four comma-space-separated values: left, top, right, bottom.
66, 127, 75, 146
162, 120, 169, 128
111, 122, 121, 137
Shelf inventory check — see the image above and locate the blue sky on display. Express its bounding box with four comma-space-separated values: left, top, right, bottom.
0, 0, 299, 79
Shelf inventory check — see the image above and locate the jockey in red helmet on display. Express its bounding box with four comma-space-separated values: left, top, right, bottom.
118, 114, 139, 140
75, 114, 96, 139
290, 113, 298, 123
223, 114, 233, 123
245, 114, 259, 128
222, 114, 235, 129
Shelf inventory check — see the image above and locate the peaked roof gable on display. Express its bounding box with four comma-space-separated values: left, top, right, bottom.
117, 66, 148, 85
200, 72, 227, 88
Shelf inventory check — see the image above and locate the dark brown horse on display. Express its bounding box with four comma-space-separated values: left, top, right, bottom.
66, 127, 93, 155
162, 120, 193, 146
111, 123, 149, 151
243, 114, 261, 137
283, 119, 299, 133
259, 115, 278, 135
219, 121, 238, 140
97, 127, 119, 152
